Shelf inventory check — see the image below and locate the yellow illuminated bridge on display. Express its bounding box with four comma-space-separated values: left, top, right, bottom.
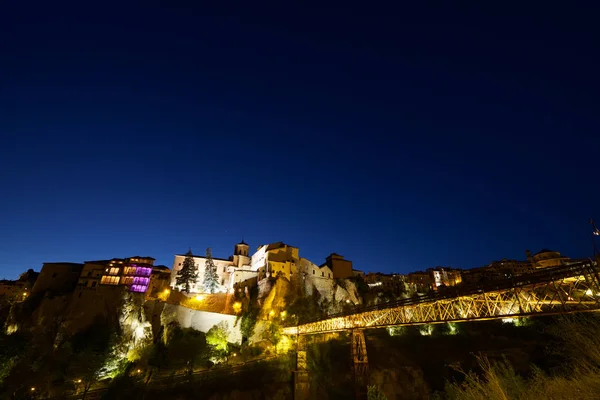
284, 260, 600, 336
286, 260, 600, 399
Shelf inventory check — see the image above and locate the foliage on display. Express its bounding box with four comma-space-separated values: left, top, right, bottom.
307, 338, 354, 399
102, 374, 145, 400
202, 248, 220, 294
176, 249, 199, 293
240, 309, 259, 341
368, 385, 389, 400
547, 314, 600, 367
167, 327, 209, 375
206, 321, 229, 355
287, 296, 325, 325
0, 332, 27, 385
266, 320, 282, 346
438, 315, 600, 400
67, 317, 115, 397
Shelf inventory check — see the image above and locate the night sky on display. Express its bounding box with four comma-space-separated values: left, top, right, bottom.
2, 2, 599, 279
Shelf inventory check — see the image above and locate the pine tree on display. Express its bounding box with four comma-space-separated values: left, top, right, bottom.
176, 249, 199, 293
203, 248, 220, 294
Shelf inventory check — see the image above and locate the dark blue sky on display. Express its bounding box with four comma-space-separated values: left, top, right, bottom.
1, 2, 599, 279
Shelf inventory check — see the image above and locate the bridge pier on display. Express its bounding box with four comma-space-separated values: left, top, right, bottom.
352, 329, 369, 399
294, 335, 310, 400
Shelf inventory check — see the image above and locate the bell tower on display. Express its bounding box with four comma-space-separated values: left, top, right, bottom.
234, 240, 250, 257
233, 240, 251, 267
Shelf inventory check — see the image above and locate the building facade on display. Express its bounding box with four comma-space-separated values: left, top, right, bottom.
364, 272, 408, 296
170, 241, 337, 294
0, 269, 39, 303
32, 262, 84, 294
74, 256, 170, 297
407, 267, 462, 293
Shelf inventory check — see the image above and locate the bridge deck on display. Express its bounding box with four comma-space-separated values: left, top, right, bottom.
284, 260, 600, 335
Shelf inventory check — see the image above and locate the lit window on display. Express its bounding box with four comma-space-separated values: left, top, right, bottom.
101, 276, 120, 285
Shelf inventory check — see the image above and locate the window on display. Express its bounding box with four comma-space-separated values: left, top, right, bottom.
124, 267, 136, 275
329, 273, 331, 278
223, 267, 226, 272
87, 271, 92, 277
91, 281, 97, 288
101, 275, 120, 285
312, 270, 315, 275
322, 272, 324, 277
109, 267, 119, 275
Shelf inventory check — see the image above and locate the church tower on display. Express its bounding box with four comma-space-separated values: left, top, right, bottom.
232, 240, 251, 267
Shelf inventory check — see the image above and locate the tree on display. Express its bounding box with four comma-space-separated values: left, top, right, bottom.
367, 385, 388, 400
202, 248, 220, 294
167, 327, 209, 377
206, 321, 230, 363
176, 249, 198, 293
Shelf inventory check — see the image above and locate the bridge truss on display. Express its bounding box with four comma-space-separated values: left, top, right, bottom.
284, 260, 600, 336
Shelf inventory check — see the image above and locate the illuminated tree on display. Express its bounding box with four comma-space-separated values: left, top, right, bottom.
176, 249, 198, 293
202, 248, 220, 294
206, 321, 229, 355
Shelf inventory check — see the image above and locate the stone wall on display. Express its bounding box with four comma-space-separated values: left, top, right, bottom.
162, 303, 242, 344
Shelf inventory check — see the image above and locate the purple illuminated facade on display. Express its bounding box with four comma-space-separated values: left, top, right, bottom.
99, 258, 156, 293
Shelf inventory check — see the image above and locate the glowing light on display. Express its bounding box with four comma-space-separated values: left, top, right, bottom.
137, 369, 141, 373
163, 289, 170, 294
280, 310, 287, 319
233, 302, 242, 313
77, 379, 82, 383
232, 353, 237, 357
586, 289, 593, 296
31, 387, 35, 391
419, 325, 433, 336
346, 299, 351, 303
269, 310, 275, 318
195, 295, 205, 301
502, 318, 515, 324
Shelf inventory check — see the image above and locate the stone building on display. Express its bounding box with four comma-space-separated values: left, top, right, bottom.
171, 242, 251, 294
74, 256, 170, 298
170, 241, 336, 294
0, 269, 39, 303
364, 272, 408, 296
407, 270, 434, 293
461, 249, 584, 286
321, 253, 355, 279
527, 249, 572, 269
407, 267, 462, 293
32, 262, 84, 294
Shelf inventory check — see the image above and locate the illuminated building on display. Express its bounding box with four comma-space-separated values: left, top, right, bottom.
320, 253, 358, 279
407, 267, 462, 293
459, 249, 587, 286
74, 256, 170, 296
364, 273, 408, 295
170, 241, 337, 294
